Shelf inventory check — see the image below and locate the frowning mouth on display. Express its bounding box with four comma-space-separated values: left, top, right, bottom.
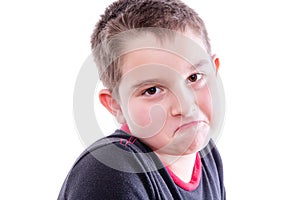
175, 120, 208, 133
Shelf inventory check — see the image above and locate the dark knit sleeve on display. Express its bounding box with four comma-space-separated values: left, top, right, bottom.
58, 141, 156, 200
200, 139, 226, 200
210, 141, 226, 200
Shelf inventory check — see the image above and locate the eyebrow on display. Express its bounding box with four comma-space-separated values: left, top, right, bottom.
130, 78, 162, 90
188, 59, 210, 71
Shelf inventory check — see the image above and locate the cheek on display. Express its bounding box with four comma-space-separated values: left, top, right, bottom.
196, 85, 212, 119
125, 100, 167, 139
127, 101, 150, 127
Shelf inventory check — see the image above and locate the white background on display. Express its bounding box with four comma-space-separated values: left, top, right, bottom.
1, 0, 300, 199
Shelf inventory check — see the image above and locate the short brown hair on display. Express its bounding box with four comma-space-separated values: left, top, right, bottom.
91, 0, 211, 95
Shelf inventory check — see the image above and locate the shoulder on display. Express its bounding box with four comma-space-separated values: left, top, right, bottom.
58, 130, 160, 200
200, 139, 224, 176
199, 139, 226, 199
200, 139, 223, 164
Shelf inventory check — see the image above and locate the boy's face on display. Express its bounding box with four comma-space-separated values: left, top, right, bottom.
103, 31, 220, 156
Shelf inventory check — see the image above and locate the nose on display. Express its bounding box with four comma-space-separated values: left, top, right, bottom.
170, 84, 196, 117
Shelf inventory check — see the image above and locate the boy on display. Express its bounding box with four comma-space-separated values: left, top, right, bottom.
59, 0, 226, 199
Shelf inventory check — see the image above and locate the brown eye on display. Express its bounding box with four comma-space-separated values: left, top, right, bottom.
146, 87, 156, 95
142, 87, 161, 96
187, 73, 202, 82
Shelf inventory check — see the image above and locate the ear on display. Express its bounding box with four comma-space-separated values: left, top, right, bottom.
212, 54, 220, 74
99, 89, 126, 124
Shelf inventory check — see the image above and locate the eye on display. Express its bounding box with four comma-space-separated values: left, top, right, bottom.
187, 73, 204, 83
142, 87, 162, 96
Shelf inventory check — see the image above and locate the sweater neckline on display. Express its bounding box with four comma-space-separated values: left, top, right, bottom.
120, 124, 202, 191
165, 153, 201, 191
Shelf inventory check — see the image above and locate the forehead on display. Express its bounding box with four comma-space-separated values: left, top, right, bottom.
121, 49, 208, 76
120, 30, 211, 75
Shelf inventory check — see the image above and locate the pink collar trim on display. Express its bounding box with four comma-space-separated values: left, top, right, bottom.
165, 154, 201, 191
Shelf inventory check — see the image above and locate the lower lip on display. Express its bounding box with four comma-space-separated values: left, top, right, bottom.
175, 121, 208, 133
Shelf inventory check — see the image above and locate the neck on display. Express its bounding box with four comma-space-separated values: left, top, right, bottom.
156, 152, 197, 183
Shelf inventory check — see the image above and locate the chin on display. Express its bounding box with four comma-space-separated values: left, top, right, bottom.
184, 135, 210, 155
